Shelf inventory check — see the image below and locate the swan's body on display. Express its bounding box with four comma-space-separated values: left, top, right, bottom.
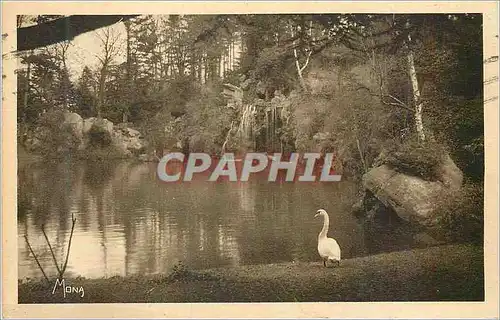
315, 209, 341, 267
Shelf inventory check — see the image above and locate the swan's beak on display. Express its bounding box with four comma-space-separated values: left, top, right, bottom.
314, 213, 319, 218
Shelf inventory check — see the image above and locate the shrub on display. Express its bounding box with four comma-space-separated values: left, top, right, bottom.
183, 84, 231, 154
88, 124, 112, 148
34, 110, 80, 158
434, 181, 483, 243
383, 137, 446, 181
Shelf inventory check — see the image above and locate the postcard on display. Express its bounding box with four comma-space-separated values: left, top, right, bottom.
2, 1, 499, 318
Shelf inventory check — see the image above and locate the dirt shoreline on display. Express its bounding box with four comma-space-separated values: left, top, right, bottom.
18, 244, 484, 303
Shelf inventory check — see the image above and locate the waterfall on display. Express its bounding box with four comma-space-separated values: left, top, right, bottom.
265, 102, 286, 152
237, 104, 256, 143
227, 89, 289, 152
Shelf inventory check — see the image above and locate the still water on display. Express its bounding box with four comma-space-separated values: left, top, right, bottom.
18, 160, 416, 280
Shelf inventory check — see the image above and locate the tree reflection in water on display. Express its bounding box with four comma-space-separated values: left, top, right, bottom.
18, 161, 417, 280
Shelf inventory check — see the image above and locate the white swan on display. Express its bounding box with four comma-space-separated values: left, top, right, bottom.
315, 209, 341, 267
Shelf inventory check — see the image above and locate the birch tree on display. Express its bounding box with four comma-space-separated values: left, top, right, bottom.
289, 19, 312, 91
345, 15, 428, 143
404, 21, 425, 142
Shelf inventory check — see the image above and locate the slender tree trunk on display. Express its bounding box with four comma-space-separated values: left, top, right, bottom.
62, 71, 68, 110
61, 49, 68, 110
229, 40, 233, 70
167, 48, 171, 76
198, 55, 202, 83
356, 137, 367, 173
290, 25, 311, 91
203, 54, 207, 83
294, 48, 311, 91
337, 70, 342, 93
232, 38, 236, 70
189, 52, 196, 80
98, 67, 106, 118
21, 53, 32, 142
23, 60, 31, 112
124, 21, 131, 124
406, 38, 425, 142
217, 56, 221, 78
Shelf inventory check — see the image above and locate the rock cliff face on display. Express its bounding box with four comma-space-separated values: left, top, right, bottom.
362, 157, 464, 227
26, 112, 147, 158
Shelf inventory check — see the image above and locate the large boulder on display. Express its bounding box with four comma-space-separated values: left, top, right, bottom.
222, 83, 243, 104
124, 127, 141, 138
83, 117, 114, 135
82, 117, 96, 135
256, 81, 267, 98
111, 123, 147, 156
362, 164, 446, 226
437, 154, 463, 190
63, 112, 83, 140
81, 117, 146, 157
111, 131, 132, 157
125, 136, 147, 154
94, 118, 114, 134
24, 111, 148, 159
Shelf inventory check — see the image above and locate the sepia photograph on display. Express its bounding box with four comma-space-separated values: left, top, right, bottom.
1, 1, 499, 318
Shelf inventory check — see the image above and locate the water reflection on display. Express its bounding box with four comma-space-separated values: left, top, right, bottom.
18, 161, 416, 280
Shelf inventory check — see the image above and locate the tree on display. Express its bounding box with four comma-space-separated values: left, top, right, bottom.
123, 20, 133, 123
51, 41, 72, 109
95, 27, 122, 118
75, 66, 97, 118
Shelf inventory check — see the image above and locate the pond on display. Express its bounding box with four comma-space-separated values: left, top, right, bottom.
18, 160, 417, 279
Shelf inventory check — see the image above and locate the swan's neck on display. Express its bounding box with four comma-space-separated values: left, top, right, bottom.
319, 213, 329, 239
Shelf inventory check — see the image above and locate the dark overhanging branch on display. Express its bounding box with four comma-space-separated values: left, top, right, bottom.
17, 15, 138, 51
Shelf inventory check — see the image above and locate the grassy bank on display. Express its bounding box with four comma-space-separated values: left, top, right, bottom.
19, 244, 483, 303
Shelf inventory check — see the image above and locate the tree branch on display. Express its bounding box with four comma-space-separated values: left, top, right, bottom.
60, 214, 77, 278
356, 85, 414, 113
24, 235, 50, 285
299, 50, 312, 73
41, 224, 62, 277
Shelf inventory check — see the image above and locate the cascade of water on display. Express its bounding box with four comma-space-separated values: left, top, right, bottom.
237, 104, 256, 143
234, 95, 289, 152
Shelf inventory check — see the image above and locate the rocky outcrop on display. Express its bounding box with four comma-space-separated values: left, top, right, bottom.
63, 112, 84, 140
112, 124, 146, 156
83, 117, 114, 135
222, 83, 243, 103
362, 155, 463, 227
363, 165, 445, 225
26, 111, 147, 159
437, 154, 463, 190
